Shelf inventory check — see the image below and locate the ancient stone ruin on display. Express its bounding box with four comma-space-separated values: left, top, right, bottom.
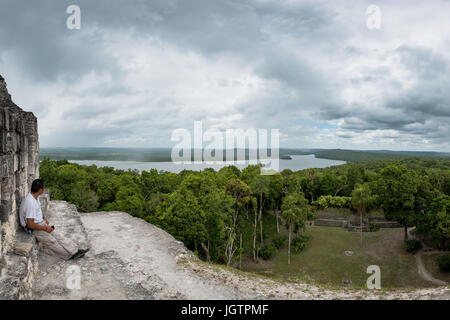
0, 75, 41, 299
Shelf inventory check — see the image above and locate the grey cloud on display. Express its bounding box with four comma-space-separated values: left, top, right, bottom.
325, 44, 450, 144
1, 0, 449, 150
44, 126, 135, 147
396, 45, 448, 79
0, 1, 122, 82
62, 105, 110, 120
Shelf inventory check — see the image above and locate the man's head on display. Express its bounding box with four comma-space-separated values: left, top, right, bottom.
31, 179, 45, 196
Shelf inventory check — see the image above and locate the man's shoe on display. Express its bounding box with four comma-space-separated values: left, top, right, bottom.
70, 248, 90, 260
80, 248, 90, 255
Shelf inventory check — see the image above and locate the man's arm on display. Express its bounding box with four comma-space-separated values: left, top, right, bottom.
26, 218, 52, 233
39, 201, 49, 225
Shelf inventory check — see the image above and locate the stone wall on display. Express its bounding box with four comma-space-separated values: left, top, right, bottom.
314, 210, 401, 231
314, 219, 347, 228
0, 75, 40, 299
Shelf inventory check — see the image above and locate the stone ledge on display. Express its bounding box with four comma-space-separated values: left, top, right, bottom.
0, 233, 39, 299
12, 227, 38, 257
373, 221, 401, 228
314, 219, 346, 228
0, 227, 39, 299
13, 242, 33, 257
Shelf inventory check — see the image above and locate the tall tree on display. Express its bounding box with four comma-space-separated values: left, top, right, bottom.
225, 178, 251, 228
268, 173, 284, 233
345, 165, 366, 195
224, 178, 251, 265
351, 183, 371, 246
284, 173, 303, 194
417, 195, 449, 249
281, 193, 309, 265
376, 165, 418, 239
249, 174, 270, 245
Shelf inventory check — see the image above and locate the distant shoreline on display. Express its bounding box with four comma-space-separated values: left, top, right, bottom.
39, 147, 450, 163
49, 155, 346, 173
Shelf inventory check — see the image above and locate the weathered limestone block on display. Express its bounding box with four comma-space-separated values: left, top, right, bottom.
1, 175, 14, 199
39, 191, 50, 216
0, 75, 11, 101
20, 135, 28, 153
0, 200, 12, 222
0, 131, 5, 154
0, 277, 20, 299
19, 151, 27, 169
5, 131, 13, 152
0, 230, 39, 300
0, 221, 15, 254
0, 155, 12, 178
2, 109, 10, 131
13, 242, 33, 257
0, 74, 39, 300
9, 256, 27, 277
0, 253, 36, 300
13, 154, 19, 172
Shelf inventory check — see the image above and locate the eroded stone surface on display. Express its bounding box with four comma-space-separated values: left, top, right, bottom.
13, 242, 33, 257
0, 74, 40, 300
34, 201, 249, 300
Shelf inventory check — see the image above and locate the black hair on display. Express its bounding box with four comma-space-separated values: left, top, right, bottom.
31, 179, 45, 193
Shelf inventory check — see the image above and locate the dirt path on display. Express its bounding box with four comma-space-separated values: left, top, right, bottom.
32, 201, 449, 300
416, 250, 447, 286
407, 227, 448, 287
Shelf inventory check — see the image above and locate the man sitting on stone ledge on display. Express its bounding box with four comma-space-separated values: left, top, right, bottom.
19, 179, 90, 260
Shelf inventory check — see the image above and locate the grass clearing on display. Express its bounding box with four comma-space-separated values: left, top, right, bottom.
242, 219, 431, 289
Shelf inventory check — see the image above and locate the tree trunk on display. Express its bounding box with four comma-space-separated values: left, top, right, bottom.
360, 208, 363, 247
239, 234, 242, 270
288, 223, 291, 265
404, 224, 408, 240
226, 233, 235, 266
275, 206, 280, 233
200, 242, 210, 262
259, 209, 263, 245
253, 208, 257, 261
233, 200, 238, 228
259, 193, 264, 245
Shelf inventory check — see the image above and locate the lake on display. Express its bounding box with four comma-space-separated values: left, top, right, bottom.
65, 154, 346, 173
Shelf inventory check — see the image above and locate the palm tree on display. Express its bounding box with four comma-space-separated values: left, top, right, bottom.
281, 193, 309, 264
351, 183, 371, 247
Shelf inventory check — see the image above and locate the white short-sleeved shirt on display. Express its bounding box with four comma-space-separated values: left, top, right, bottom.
19, 193, 44, 227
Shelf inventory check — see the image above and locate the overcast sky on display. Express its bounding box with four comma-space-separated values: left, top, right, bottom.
1, 0, 449, 151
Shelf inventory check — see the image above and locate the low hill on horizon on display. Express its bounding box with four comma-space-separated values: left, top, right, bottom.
39, 147, 450, 163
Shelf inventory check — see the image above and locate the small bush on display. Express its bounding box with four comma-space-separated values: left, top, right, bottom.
260, 243, 276, 260
312, 195, 350, 209
405, 239, 422, 253
369, 221, 379, 232
292, 235, 311, 253
435, 254, 450, 272
272, 235, 288, 249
